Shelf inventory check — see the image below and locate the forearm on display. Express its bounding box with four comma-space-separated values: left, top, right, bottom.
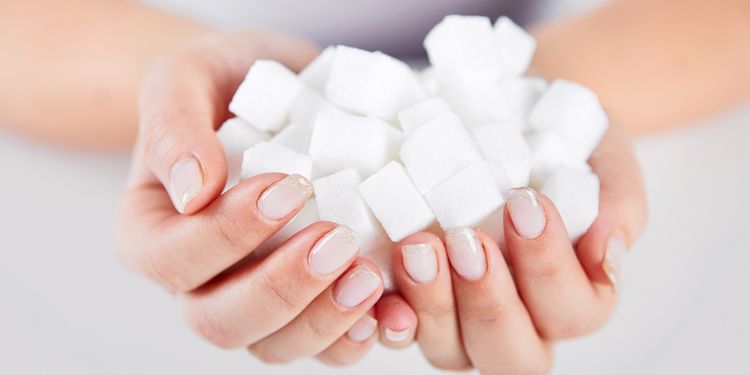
531, 0, 750, 135
0, 0, 211, 150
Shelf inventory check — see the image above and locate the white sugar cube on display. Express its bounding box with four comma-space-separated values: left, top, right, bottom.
359, 161, 436, 242
541, 166, 600, 242
527, 131, 590, 188
425, 161, 505, 230
229, 60, 304, 132
299, 46, 336, 93
270, 123, 313, 155
400, 112, 482, 193
289, 88, 347, 129
424, 15, 506, 81
241, 142, 313, 180
397, 98, 452, 135
254, 199, 319, 258
440, 78, 512, 128
471, 124, 531, 187
309, 113, 402, 175
499, 76, 548, 129
216, 117, 270, 190
417, 67, 441, 96
313, 169, 383, 239
485, 161, 515, 193
494, 16, 536, 76
529, 79, 609, 161
325, 46, 425, 120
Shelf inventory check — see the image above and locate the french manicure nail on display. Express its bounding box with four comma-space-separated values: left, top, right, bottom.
335, 265, 381, 308
506, 187, 546, 239
169, 156, 203, 214
445, 227, 486, 281
347, 315, 378, 342
384, 328, 410, 343
603, 233, 627, 290
309, 226, 361, 276
258, 174, 313, 220
402, 243, 438, 283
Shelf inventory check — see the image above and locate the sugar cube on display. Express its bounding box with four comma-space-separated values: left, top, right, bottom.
424, 15, 506, 81
325, 46, 425, 120
485, 161, 515, 193
216, 117, 270, 190
541, 166, 600, 242
529, 79, 609, 161
313, 169, 383, 239
400, 112, 482, 193
526, 131, 590, 188
253, 199, 319, 258
494, 16, 537, 76
241, 142, 313, 180
309, 113, 402, 175
269, 123, 313, 155
499, 76, 548, 129
471, 124, 531, 187
440, 78, 512, 128
229, 60, 304, 132
417, 67, 441, 96
425, 161, 505, 230
299, 46, 336, 93
397, 98, 452, 135
289, 88, 347, 129
359, 161, 436, 242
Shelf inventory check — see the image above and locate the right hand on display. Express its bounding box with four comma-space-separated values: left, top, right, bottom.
115, 29, 383, 365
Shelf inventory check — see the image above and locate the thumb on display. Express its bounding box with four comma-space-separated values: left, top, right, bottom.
137, 55, 228, 215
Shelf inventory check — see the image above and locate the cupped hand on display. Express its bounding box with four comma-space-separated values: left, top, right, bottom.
373, 122, 648, 374
114, 30, 383, 365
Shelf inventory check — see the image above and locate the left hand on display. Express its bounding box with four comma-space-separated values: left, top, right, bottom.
321, 122, 648, 373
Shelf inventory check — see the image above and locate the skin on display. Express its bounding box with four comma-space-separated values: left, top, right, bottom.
1, 0, 746, 372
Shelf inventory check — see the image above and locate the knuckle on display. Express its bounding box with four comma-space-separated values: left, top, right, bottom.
147, 250, 193, 292
428, 358, 473, 372
521, 257, 564, 283
417, 301, 456, 325
318, 352, 360, 367
248, 344, 289, 365
537, 311, 602, 340
460, 301, 512, 326
256, 268, 302, 314
186, 304, 238, 349
211, 211, 262, 257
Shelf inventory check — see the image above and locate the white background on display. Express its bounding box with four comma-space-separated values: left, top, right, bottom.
2, 102, 749, 374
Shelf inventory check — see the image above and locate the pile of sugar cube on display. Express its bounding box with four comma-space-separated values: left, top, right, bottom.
218, 15, 607, 289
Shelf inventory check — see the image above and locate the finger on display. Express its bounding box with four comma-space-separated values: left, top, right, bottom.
504, 188, 608, 339
248, 260, 383, 363
181, 222, 362, 349
375, 294, 417, 349
446, 228, 552, 375
315, 311, 379, 367
578, 123, 648, 292
391, 232, 470, 370
118, 173, 313, 292
136, 30, 318, 214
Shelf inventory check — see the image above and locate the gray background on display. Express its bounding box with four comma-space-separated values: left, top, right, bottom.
2, 102, 749, 374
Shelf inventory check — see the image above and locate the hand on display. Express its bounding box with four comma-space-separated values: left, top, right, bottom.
114, 30, 384, 365
372, 123, 648, 374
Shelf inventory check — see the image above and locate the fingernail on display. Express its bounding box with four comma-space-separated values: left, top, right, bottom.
258, 174, 313, 220
335, 265, 381, 308
384, 328, 410, 343
309, 226, 361, 276
347, 315, 378, 342
506, 187, 546, 239
603, 233, 627, 290
169, 156, 203, 214
445, 227, 486, 281
401, 243, 438, 283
